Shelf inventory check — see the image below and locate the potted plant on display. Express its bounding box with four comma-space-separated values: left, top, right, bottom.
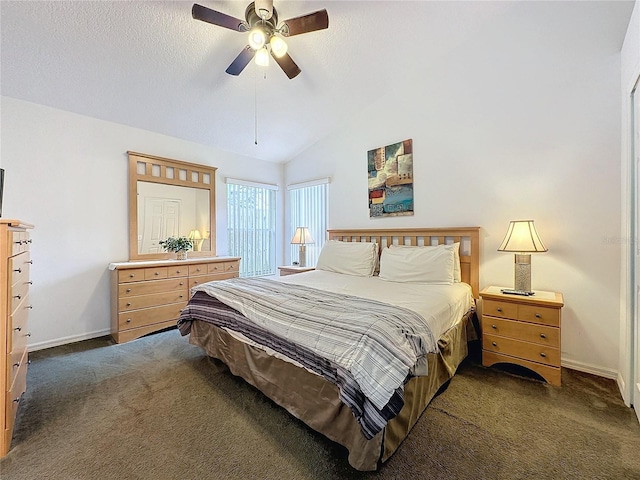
159, 236, 193, 260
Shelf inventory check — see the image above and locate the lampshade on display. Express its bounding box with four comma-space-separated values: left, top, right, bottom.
188, 229, 202, 241
255, 47, 270, 66
270, 35, 288, 58
497, 220, 547, 253
248, 28, 266, 50
291, 227, 314, 245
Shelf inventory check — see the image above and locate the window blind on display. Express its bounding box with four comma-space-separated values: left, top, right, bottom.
288, 180, 329, 267
227, 181, 277, 277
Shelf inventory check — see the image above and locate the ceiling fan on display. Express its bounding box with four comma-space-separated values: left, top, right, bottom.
192, 1, 329, 79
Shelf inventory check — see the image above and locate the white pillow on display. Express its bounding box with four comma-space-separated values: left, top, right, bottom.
380, 245, 454, 284
315, 241, 378, 277
389, 243, 461, 282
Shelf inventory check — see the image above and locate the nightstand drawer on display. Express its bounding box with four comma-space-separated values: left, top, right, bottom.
483, 333, 560, 367
518, 304, 560, 327
481, 316, 559, 347
483, 299, 518, 320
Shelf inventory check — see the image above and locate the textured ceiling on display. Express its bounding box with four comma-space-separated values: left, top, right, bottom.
1, 1, 635, 163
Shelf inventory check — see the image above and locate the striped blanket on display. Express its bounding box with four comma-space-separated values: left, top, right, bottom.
178, 277, 438, 439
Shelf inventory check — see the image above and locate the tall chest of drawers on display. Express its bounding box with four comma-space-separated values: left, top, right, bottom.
480, 286, 564, 386
1, 220, 33, 457
110, 257, 240, 343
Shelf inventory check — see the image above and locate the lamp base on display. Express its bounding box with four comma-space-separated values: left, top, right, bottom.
298, 245, 307, 268
513, 254, 532, 293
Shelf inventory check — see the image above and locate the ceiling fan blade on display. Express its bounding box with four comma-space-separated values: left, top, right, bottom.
272, 51, 301, 79
281, 9, 329, 37
192, 3, 246, 32
226, 46, 255, 76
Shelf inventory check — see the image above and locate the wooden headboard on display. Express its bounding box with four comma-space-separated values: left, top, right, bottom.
327, 227, 480, 298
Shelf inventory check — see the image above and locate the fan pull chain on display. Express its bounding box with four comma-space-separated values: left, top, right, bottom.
254, 66, 267, 145
254, 64, 258, 145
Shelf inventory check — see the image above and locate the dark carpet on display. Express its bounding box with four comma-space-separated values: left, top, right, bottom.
1, 328, 638, 480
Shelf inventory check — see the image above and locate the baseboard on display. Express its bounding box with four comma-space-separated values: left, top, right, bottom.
617, 373, 631, 406
561, 358, 618, 380
27, 328, 112, 352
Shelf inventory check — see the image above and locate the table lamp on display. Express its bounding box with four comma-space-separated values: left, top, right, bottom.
497, 220, 547, 295
188, 229, 202, 252
290, 227, 314, 267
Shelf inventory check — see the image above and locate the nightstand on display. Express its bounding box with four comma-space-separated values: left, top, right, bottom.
480, 286, 564, 386
278, 265, 315, 276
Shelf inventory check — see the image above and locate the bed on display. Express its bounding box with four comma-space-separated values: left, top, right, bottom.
178, 227, 480, 471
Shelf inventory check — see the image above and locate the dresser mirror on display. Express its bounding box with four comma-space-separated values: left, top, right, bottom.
128, 151, 217, 261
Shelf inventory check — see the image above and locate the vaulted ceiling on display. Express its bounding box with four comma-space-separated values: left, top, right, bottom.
1, 1, 634, 163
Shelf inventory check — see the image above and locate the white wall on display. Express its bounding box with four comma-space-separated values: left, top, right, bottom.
620, 1, 639, 404
0, 96, 284, 349
285, 3, 623, 377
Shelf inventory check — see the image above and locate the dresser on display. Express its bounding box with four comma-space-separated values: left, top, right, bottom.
109, 257, 240, 343
1, 220, 33, 457
480, 286, 564, 386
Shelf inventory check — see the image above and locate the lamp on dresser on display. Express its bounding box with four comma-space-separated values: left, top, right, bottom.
290, 227, 314, 268
497, 220, 547, 295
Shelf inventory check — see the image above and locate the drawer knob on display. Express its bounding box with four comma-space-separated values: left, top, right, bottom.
13, 268, 21, 273
129, 274, 135, 278
176, 270, 181, 274
491, 324, 497, 330
13, 294, 21, 300
126, 303, 132, 307
126, 288, 132, 293
540, 352, 546, 358
540, 333, 546, 339
155, 272, 159, 276
196, 268, 201, 272
26, 332, 31, 337
13, 362, 20, 368
27, 305, 33, 310
496, 307, 502, 312
492, 341, 497, 347
535, 313, 542, 318
179, 282, 184, 286
13, 398, 20, 404
179, 295, 184, 298
27, 281, 33, 285
27, 260, 33, 264
14, 326, 21, 332
126, 319, 132, 323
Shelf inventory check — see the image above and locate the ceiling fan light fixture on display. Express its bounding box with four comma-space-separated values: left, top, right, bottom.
270, 35, 288, 58
255, 47, 270, 66
248, 27, 266, 50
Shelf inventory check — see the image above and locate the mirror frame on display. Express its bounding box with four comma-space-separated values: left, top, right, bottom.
128, 151, 217, 261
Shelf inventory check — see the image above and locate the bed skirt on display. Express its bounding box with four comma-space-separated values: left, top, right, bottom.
188, 310, 474, 471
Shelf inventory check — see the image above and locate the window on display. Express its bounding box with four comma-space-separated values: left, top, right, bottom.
227, 179, 277, 277
288, 179, 329, 267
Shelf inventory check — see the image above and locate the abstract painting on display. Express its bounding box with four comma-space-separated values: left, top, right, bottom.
368, 139, 414, 218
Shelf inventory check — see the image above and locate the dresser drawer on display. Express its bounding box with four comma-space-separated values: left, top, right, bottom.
5, 349, 27, 437
118, 277, 188, 297
483, 333, 560, 367
482, 299, 518, 320
10, 252, 31, 288
188, 263, 208, 276
10, 278, 30, 314
6, 342, 27, 390
118, 302, 187, 330
189, 272, 237, 289
481, 316, 559, 347
8, 295, 29, 357
167, 265, 189, 278
118, 289, 188, 312
207, 261, 239, 274
10, 231, 31, 256
144, 267, 168, 280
